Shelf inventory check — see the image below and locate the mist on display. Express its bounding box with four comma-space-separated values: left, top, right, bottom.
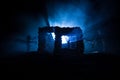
1, 0, 119, 55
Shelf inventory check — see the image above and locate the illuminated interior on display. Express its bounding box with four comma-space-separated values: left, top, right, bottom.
51, 32, 69, 44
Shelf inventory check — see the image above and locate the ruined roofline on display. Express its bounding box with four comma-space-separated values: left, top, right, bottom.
38, 26, 81, 31
38, 26, 82, 35
38, 26, 80, 29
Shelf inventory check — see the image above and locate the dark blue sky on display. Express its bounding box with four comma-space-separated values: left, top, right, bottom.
0, 0, 120, 55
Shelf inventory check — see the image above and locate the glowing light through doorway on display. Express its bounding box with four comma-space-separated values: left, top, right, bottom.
61, 35, 69, 44
51, 32, 69, 44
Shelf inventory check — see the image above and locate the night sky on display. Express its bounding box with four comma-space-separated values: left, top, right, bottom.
0, 0, 120, 55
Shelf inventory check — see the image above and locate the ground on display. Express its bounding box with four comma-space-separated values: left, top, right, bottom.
0, 52, 120, 78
